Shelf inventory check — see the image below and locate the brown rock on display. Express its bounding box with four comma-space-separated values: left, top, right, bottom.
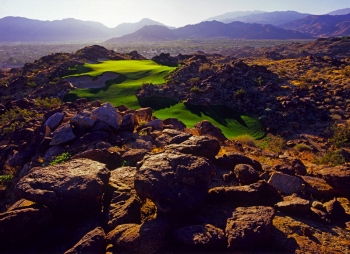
275, 194, 310, 215
194, 120, 227, 143
72, 149, 121, 170
268, 172, 304, 195
173, 224, 226, 251
50, 123, 76, 146
225, 206, 275, 251
121, 149, 148, 167
234, 164, 260, 185
64, 227, 106, 254
15, 159, 110, 214
224, 152, 263, 172
107, 218, 170, 254
301, 175, 338, 200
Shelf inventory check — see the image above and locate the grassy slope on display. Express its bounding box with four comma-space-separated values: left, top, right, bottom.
65, 60, 176, 108
64, 60, 264, 139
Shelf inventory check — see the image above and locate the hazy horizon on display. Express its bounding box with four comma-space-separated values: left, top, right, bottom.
1, 0, 349, 28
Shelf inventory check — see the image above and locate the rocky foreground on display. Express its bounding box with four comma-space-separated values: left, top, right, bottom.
0, 99, 349, 253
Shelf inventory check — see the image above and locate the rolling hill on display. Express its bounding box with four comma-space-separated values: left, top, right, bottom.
205, 10, 264, 22
282, 13, 350, 37
106, 20, 310, 43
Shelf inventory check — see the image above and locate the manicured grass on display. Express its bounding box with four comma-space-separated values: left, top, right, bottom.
64, 60, 265, 139
64, 60, 176, 108
154, 103, 265, 139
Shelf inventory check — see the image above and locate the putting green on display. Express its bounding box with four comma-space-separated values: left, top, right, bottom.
64, 60, 265, 139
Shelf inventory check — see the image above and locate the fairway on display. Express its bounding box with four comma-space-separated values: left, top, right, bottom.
64, 60, 176, 108
64, 60, 264, 139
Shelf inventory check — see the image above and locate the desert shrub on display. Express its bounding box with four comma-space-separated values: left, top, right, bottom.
199, 63, 212, 73
34, 97, 62, 109
257, 135, 285, 153
293, 143, 313, 152
314, 150, 345, 166
190, 86, 202, 93
234, 134, 256, 147
0, 174, 13, 189
234, 88, 246, 98
50, 152, 71, 166
189, 77, 200, 85
329, 123, 350, 148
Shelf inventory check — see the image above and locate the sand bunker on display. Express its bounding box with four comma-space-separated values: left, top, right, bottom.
64, 72, 119, 88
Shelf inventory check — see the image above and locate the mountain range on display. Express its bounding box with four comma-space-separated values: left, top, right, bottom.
106, 21, 309, 43
0, 17, 170, 42
0, 8, 349, 43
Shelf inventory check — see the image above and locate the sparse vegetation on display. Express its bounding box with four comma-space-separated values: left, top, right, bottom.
49, 152, 71, 165
328, 122, 350, 148
314, 150, 346, 166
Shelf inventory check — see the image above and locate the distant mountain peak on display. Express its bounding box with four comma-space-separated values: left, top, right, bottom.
327, 8, 350, 15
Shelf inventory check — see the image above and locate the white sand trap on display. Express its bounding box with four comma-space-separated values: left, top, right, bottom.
64, 72, 119, 88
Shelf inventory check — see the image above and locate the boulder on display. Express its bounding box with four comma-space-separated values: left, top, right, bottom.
64, 227, 106, 254
134, 152, 215, 214
163, 118, 186, 131
135, 107, 152, 124
194, 120, 227, 142
121, 149, 148, 167
300, 175, 338, 200
72, 149, 121, 170
70, 111, 95, 131
107, 218, 170, 254
165, 136, 220, 160
314, 166, 350, 198
225, 206, 275, 251
224, 152, 263, 172
119, 113, 136, 132
15, 159, 110, 214
68, 131, 110, 154
275, 194, 310, 215
43, 145, 65, 163
268, 172, 304, 195
0, 205, 51, 245
107, 167, 141, 231
234, 164, 260, 185
169, 133, 192, 144
91, 102, 120, 129
50, 123, 76, 146
45, 112, 64, 131
208, 181, 281, 206
173, 224, 226, 251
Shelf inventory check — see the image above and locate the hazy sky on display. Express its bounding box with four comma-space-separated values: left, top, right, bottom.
0, 0, 349, 27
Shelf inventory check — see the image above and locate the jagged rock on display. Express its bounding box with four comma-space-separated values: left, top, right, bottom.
45, 112, 64, 131
121, 149, 148, 167
68, 131, 110, 154
234, 164, 260, 185
275, 194, 310, 215
50, 123, 76, 146
72, 149, 121, 170
64, 227, 106, 254
135, 152, 214, 214
0, 205, 52, 245
130, 139, 152, 150
268, 172, 304, 195
163, 118, 186, 131
323, 198, 348, 222
96, 141, 112, 150
300, 175, 338, 200
173, 224, 226, 251
135, 107, 152, 124
225, 206, 275, 251
314, 166, 350, 198
165, 136, 220, 160
194, 120, 227, 142
90, 100, 101, 107
70, 111, 95, 131
224, 152, 263, 172
107, 218, 171, 254
169, 133, 192, 144
91, 102, 120, 129
138, 119, 163, 131
119, 113, 136, 132
208, 181, 281, 206
107, 167, 141, 231
15, 159, 110, 214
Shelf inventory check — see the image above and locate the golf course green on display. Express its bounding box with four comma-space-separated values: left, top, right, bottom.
64, 60, 265, 139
